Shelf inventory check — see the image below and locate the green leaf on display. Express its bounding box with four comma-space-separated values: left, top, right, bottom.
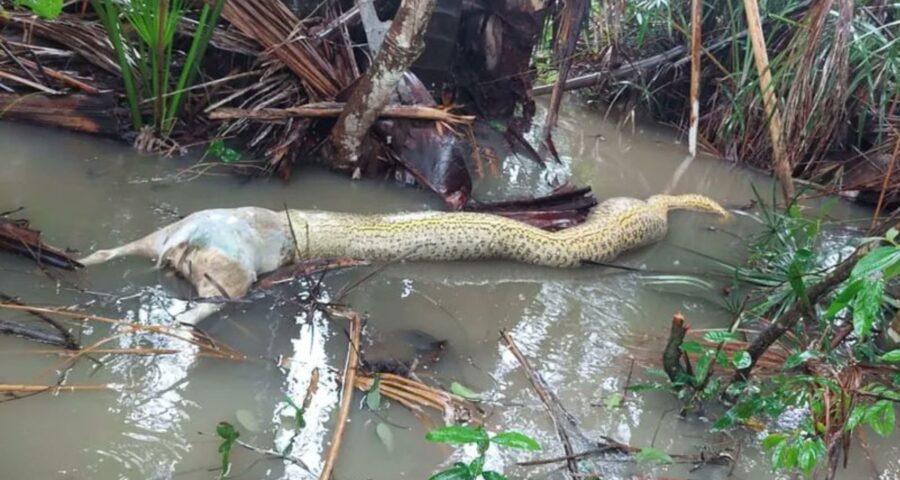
852, 246, 900, 278
468, 455, 485, 476
429, 463, 473, 480
797, 438, 824, 476
772, 440, 798, 471
824, 278, 863, 319
703, 330, 741, 343
711, 410, 737, 431
376, 422, 394, 453
216, 421, 239, 442
783, 351, 819, 370
603, 393, 623, 409
762, 433, 788, 450
482, 471, 507, 480
865, 400, 895, 437
732, 351, 752, 369
490, 432, 541, 451
451, 382, 484, 401
635, 447, 673, 464
679, 340, 704, 354
366, 374, 382, 411
14, 0, 61, 19
693, 351, 713, 385
426, 425, 489, 445
846, 405, 867, 431
879, 350, 900, 362
851, 278, 884, 339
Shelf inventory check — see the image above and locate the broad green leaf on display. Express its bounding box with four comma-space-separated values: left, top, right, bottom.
693, 351, 713, 384
490, 432, 541, 451
14, 0, 61, 18
376, 422, 394, 453
886, 228, 898, 244
852, 246, 900, 278
703, 330, 741, 343
635, 447, 673, 464
429, 463, 472, 480
366, 374, 382, 411
852, 279, 884, 339
451, 382, 484, 401
865, 400, 895, 437
846, 405, 867, 431
797, 438, 824, 476
732, 351, 752, 369
762, 433, 788, 450
824, 278, 863, 319
711, 410, 737, 431
426, 425, 489, 445
879, 350, 900, 362
679, 340, 704, 354
468, 456, 485, 476
482, 471, 507, 480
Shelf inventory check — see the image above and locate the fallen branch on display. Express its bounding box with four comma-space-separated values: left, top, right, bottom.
318, 307, 362, 480
0, 383, 113, 393
500, 329, 579, 479
0, 292, 79, 349
210, 102, 474, 124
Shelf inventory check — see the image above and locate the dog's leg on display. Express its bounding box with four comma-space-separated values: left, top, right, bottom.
80, 232, 161, 265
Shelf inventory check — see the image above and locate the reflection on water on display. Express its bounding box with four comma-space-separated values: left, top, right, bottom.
1, 99, 893, 480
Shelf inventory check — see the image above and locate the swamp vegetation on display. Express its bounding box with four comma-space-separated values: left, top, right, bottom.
0, 0, 899, 479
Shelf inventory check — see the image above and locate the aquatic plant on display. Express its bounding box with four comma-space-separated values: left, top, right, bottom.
90, 0, 226, 134
12, 0, 61, 19
216, 421, 240, 479
631, 195, 900, 477
426, 425, 541, 480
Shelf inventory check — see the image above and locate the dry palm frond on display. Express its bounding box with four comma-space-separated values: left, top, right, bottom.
355, 372, 480, 424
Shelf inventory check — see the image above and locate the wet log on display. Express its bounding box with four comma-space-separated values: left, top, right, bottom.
531, 45, 688, 96
0, 93, 120, 136
0, 217, 84, 270
0, 318, 70, 347
329, 0, 437, 171
663, 313, 690, 382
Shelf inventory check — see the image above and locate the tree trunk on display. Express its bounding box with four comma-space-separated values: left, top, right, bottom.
328, 0, 437, 174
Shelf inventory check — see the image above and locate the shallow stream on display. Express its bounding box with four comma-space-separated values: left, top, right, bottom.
1, 101, 896, 479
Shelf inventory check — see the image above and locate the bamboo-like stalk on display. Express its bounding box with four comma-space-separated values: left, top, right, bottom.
0, 383, 114, 392
742, 0, 793, 203
318, 308, 361, 480
871, 133, 900, 229
688, 0, 702, 157
210, 102, 474, 124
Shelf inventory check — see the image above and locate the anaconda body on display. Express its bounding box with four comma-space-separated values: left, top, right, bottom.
289, 194, 727, 267
80, 194, 729, 324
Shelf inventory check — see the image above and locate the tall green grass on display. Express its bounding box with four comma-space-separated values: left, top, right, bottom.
91, 0, 225, 135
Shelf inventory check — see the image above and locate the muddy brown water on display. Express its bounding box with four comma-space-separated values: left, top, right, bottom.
1, 101, 897, 480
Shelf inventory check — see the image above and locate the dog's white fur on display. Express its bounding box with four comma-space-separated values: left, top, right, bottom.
82, 207, 294, 325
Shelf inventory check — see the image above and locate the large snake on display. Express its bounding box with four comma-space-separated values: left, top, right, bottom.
81, 194, 729, 324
